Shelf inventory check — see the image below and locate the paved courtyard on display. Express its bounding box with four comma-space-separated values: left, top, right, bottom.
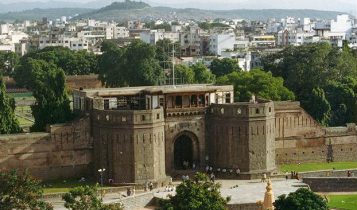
155, 178, 307, 204
47, 178, 307, 209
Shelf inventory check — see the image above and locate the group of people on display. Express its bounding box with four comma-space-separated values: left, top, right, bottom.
182, 160, 198, 170
144, 181, 154, 191
289, 171, 300, 180
205, 165, 241, 175
126, 187, 135, 196
164, 185, 175, 192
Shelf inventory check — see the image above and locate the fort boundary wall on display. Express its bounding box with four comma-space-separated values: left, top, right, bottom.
303, 177, 357, 192
0, 117, 93, 181
274, 102, 357, 164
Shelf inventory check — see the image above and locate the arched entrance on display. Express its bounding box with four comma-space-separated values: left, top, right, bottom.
174, 135, 193, 169
173, 131, 199, 170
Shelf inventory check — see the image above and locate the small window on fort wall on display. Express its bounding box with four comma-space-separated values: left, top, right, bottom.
220, 108, 224, 114
157, 113, 160, 119
269, 107, 272, 112
159, 97, 164, 107
106, 115, 110, 121
142, 115, 146, 121
191, 95, 198, 106
198, 95, 205, 106
104, 99, 109, 110
122, 116, 127, 122
237, 108, 242, 114
225, 93, 231, 103
256, 108, 260, 114
175, 96, 182, 107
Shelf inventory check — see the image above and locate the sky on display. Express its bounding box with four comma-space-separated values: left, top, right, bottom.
2, 0, 357, 14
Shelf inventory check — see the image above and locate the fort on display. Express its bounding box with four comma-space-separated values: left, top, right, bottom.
0, 84, 356, 183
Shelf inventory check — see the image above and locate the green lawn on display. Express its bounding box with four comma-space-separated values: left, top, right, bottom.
8, 92, 34, 99
43, 179, 96, 194
327, 194, 357, 210
279, 162, 357, 173
42, 179, 110, 194
15, 106, 34, 128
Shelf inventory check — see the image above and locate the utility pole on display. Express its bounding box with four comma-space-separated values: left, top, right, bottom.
172, 44, 175, 87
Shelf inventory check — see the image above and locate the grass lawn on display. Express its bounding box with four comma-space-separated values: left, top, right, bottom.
8, 92, 34, 99
42, 179, 99, 194
327, 194, 357, 210
279, 162, 357, 173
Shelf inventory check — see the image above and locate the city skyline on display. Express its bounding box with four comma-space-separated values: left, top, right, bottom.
1, 0, 357, 14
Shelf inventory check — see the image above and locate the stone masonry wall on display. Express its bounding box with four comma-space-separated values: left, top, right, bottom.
92, 108, 166, 184
274, 102, 357, 165
303, 177, 357, 192
0, 117, 93, 180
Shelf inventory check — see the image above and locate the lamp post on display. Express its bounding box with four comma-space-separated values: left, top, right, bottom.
98, 168, 106, 200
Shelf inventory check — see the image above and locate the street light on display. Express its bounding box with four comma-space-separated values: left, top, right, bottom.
98, 168, 106, 200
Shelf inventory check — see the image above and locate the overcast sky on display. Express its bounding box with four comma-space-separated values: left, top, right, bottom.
2, 0, 357, 14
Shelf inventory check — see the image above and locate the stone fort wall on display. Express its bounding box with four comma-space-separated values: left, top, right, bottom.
274, 102, 357, 164
207, 102, 276, 175
1, 100, 357, 182
91, 108, 166, 184
0, 117, 93, 180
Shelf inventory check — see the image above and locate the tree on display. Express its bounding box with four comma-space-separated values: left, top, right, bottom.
0, 51, 19, 75
155, 39, 180, 69
0, 75, 22, 134
0, 170, 53, 210
23, 47, 98, 75
210, 58, 240, 77
14, 58, 72, 131
324, 78, 357, 126
125, 40, 164, 86
274, 188, 328, 210
305, 87, 331, 126
217, 69, 295, 102
175, 64, 195, 84
98, 40, 164, 87
98, 41, 127, 87
159, 173, 229, 210
262, 43, 357, 126
191, 63, 215, 84
62, 185, 123, 210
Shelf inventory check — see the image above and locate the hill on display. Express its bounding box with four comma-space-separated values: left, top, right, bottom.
0, 8, 94, 22
0, 0, 344, 22
78, 6, 343, 21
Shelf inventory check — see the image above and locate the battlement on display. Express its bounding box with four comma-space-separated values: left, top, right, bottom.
209, 101, 275, 119
92, 108, 164, 126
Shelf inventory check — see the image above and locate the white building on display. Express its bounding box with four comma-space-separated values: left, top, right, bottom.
140, 30, 179, 44
39, 35, 89, 51
209, 33, 236, 56
331, 14, 353, 33
0, 24, 10, 35
329, 14, 354, 41
105, 25, 129, 39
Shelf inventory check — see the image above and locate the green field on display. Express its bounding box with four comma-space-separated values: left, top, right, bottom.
15, 106, 34, 128
42, 179, 99, 194
8, 92, 33, 98
279, 162, 357, 173
327, 194, 357, 210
